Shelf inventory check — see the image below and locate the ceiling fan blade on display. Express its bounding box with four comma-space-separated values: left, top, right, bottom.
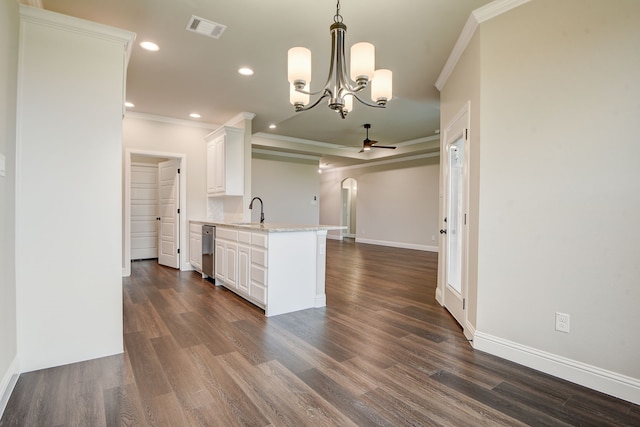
371, 144, 396, 149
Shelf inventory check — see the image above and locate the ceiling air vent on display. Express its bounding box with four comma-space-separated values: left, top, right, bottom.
186, 15, 227, 39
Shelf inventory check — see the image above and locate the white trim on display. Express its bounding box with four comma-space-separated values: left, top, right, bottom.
435, 14, 478, 91
355, 238, 438, 253
223, 112, 256, 128
124, 149, 188, 276
0, 356, 19, 419
253, 132, 439, 150
125, 111, 218, 130
474, 331, 640, 405
435, 0, 531, 91
327, 152, 440, 173
464, 321, 476, 342
252, 148, 320, 162
19, 4, 135, 54
326, 234, 343, 241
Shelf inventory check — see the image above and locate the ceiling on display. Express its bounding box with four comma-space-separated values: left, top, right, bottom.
40, 0, 493, 167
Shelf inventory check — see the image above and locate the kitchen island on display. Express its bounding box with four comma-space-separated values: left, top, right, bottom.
190, 220, 344, 317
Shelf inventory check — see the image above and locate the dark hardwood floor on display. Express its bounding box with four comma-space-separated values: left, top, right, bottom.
2, 239, 639, 426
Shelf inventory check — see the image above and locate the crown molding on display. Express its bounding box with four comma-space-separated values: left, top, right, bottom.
19, 0, 43, 8
323, 152, 440, 173
19, 4, 135, 58
435, 0, 531, 91
124, 111, 218, 130
252, 149, 320, 162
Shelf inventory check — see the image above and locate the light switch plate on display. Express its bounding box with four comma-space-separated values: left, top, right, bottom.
0, 153, 5, 177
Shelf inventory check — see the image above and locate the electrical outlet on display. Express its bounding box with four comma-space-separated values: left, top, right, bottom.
555, 312, 570, 333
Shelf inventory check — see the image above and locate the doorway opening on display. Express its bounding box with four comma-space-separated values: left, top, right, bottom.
341, 178, 357, 238
124, 149, 187, 277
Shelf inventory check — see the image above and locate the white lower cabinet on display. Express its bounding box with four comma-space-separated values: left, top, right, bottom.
215, 226, 267, 307
215, 227, 238, 288
237, 231, 251, 295
189, 223, 202, 272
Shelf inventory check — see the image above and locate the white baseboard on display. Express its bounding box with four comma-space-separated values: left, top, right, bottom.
326, 234, 343, 241
0, 356, 19, 419
473, 331, 640, 405
355, 237, 438, 252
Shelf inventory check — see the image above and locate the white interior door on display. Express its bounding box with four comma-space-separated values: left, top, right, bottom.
442, 114, 469, 327
130, 163, 158, 260
158, 159, 180, 268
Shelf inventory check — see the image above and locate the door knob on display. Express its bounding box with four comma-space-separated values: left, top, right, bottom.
440, 229, 447, 234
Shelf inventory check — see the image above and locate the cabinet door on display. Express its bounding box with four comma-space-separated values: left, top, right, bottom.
237, 244, 250, 295
225, 241, 238, 288
213, 136, 225, 193
189, 232, 202, 271
206, 142, 216, 194
215, 240, 226, 281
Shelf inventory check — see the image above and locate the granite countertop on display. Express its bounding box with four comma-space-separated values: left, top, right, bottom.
190, 220, 345, 233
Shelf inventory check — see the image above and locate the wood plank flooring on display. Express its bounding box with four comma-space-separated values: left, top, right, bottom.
2, 239, 639, 426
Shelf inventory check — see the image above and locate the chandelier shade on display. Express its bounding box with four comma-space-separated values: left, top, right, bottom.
287, 0, 392, 119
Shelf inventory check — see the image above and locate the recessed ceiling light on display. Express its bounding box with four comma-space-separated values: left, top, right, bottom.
190, 113, 201, 119
140, 41, 159, 51
268, 124, 276, 129
238, 67, 254, 76
124, 102, 134, 108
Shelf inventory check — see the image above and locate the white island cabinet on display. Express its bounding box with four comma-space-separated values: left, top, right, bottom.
200, 222, 343, 317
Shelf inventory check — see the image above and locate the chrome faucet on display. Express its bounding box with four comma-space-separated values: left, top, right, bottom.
249, 197, 265, 223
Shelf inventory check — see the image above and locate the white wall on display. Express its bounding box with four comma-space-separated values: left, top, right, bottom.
251, 155, 320, 224
0, 0, 19, 414
441, 0, 640, 403
15, 7, 134, 372
320, 157, 440, 251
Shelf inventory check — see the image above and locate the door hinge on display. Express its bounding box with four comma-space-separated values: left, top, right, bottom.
463, 298, 466, 310
177, 248, 180, 254
465, 128, 468, 140
464, 213, 467, 225
177, 168, 181, 174
177, 208, 180, 214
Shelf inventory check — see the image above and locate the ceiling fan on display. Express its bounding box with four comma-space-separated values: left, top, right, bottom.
359, 123, 396, 153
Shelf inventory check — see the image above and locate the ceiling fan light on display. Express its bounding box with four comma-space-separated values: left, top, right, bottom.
350, 42, 375, 84
372, 69, 392, 104
288, 47, 311, 87
363, 145, 371, 151
290, 83, 309, 107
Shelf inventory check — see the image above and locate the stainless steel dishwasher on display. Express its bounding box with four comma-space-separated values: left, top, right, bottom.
202, 225, 215, 279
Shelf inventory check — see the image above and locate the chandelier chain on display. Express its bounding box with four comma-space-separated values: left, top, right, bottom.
334, 0, 343, 23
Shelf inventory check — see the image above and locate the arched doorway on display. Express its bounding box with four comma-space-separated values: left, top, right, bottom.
341, 178, 357, 238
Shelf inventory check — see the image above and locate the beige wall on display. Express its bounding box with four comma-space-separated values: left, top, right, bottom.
320, 157, 440, 250
0, 0, 19, 409
440, 0, 640, 402
251, 155, 320, 225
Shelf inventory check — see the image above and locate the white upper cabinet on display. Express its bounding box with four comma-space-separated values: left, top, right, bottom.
205, 126, 244, 196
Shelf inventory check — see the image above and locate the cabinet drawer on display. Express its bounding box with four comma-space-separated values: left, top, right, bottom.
251, 247, 267, 267
251, 232, 268, 248
216, 227, 238, 241
189, 223, 203, 233
238, 231, 251, 244
251, 265, 267, 286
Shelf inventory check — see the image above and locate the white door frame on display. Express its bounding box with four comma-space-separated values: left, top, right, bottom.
124, 149, 188, 276
437, 102, 471, 337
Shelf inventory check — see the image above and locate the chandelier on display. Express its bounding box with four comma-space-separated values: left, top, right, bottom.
287, 0, 392, 119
